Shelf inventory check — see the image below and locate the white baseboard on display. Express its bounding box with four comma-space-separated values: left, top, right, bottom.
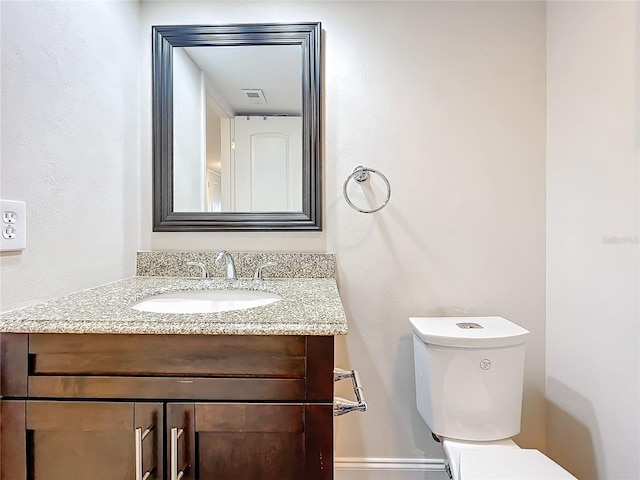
335, 457, 449, 480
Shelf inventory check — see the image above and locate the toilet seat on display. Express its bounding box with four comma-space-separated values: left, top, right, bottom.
442, 438, 577, 480
460, 448, 577, 480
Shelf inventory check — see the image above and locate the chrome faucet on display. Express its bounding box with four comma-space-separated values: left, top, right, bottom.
215, 250, 237, 281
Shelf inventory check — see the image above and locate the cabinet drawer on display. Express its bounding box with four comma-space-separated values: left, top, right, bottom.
29, 334, 306, 377
1, 334, 333, 402
28, 376, 305, 401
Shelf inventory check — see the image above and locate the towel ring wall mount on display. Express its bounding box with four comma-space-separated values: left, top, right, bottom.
343, 165, 391, 214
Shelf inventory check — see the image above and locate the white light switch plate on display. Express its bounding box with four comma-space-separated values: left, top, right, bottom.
1, 199, 26, 251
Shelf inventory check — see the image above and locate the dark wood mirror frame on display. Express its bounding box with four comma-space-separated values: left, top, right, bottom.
152, 23, 322, 231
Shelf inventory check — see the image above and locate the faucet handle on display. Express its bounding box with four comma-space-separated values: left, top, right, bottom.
215, 250, 228, 265
186, 261, 210, 280
253, 261, 278, 282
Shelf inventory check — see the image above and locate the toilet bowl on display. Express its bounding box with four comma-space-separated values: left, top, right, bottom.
409, 316, 576, 480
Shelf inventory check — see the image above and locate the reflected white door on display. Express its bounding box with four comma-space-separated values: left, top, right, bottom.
233, 116, 302, 212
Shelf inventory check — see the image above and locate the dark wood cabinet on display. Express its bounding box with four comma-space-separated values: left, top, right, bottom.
167, 402, 333, 480
0, 333, 334, 480
2, 401, 163, 480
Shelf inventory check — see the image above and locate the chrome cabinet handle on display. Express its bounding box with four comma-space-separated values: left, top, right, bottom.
170, 427, 185, 480
334, 368, 368, 416
135, 426, 153, 480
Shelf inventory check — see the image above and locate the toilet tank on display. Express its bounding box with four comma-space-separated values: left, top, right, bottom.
409, 316, 529, 442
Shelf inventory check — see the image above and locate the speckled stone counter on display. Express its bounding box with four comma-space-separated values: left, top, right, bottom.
137, 251, 336, 279
0, 277, 348, 336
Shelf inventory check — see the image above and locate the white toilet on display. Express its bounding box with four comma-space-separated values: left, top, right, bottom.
410, 316, 577, 480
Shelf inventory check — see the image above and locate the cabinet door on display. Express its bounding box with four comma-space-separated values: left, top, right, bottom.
1, 400, 163, 480
167, 403, 333, 480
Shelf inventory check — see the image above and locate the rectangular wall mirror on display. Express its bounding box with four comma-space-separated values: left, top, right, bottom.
152, 23, 322, 231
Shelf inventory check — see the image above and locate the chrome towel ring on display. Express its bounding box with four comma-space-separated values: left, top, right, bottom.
343, 165, 391, 214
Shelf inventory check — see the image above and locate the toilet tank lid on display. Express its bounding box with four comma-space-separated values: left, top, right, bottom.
409, 316, 529, 348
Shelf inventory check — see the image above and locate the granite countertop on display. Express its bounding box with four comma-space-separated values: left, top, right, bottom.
0, 277, 348, 336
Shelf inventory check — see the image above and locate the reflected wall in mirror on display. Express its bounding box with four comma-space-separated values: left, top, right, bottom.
153, 23, 322, 231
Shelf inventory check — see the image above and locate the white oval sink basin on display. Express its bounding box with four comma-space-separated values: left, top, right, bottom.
130, 289, 282, 314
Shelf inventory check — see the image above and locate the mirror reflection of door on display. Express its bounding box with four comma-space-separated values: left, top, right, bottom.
232, 116, 302, 212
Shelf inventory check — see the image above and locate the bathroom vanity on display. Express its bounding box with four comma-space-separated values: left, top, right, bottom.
1, 333, 334, 480
0, 252, 349, 480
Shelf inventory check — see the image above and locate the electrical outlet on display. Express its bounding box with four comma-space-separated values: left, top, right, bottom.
2, 211, 17, 223
0, 199, 26, 251
2, 226, 17, 239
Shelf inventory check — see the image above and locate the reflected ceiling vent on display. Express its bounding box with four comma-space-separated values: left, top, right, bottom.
241, 89, 267, 104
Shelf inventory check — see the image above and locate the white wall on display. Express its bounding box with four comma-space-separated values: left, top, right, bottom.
546, 2, 640, 479
141, 0, 547, 462
0, 1, 141, 311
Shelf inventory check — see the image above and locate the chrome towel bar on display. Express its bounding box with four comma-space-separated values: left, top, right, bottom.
334, 368, 368, 416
